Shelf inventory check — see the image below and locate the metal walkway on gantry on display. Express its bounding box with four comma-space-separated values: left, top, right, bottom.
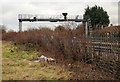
18, 13, 88, 36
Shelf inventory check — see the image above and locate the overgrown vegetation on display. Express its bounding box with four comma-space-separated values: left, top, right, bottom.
2, 41, 116, 80
2, 25, 86, 64
92, 26, 120, 37
2, 41, 72, 80
2, 25, 120, 80
0, 25, 6, 34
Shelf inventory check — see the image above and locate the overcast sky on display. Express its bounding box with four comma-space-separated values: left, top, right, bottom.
0, 0, 119, 31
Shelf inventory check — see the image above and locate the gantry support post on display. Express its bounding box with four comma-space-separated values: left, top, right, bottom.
19, 21, 22, 32
85, 21, 88, 38
118, 1, 120, 25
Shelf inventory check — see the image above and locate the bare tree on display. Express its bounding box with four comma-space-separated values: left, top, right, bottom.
61, 21, 79, 29
0, 25, 6, 34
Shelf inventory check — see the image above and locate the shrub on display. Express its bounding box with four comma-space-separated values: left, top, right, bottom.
2, 25, 87, 63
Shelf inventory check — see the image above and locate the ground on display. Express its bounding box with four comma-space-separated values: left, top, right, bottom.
2, 41, 72, 80
2, 41, 115, 80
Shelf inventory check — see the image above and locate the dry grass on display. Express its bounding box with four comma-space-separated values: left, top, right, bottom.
2, 26, 87, 63
2, 58, 72, 80
2, 41, 72, 80
2, 25, 119, 80
2, 41, 116, 80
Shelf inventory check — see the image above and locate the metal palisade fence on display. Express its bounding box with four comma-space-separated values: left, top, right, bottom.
80, 34, 120, 76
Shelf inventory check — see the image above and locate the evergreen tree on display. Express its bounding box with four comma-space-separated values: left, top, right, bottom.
83, 5, 110, 30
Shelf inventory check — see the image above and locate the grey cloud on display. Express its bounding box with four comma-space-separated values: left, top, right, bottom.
0, 0, 119, 31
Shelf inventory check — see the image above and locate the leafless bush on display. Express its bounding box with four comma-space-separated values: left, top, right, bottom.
0, 25, 6, 34
2, 25, 120, 79
2, 32, 17, 41
2, 25, 88, 64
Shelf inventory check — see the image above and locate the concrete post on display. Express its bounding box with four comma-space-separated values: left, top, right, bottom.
118, 1, 120, 25
85, 21, 88, 37
19, 21, 22, 32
